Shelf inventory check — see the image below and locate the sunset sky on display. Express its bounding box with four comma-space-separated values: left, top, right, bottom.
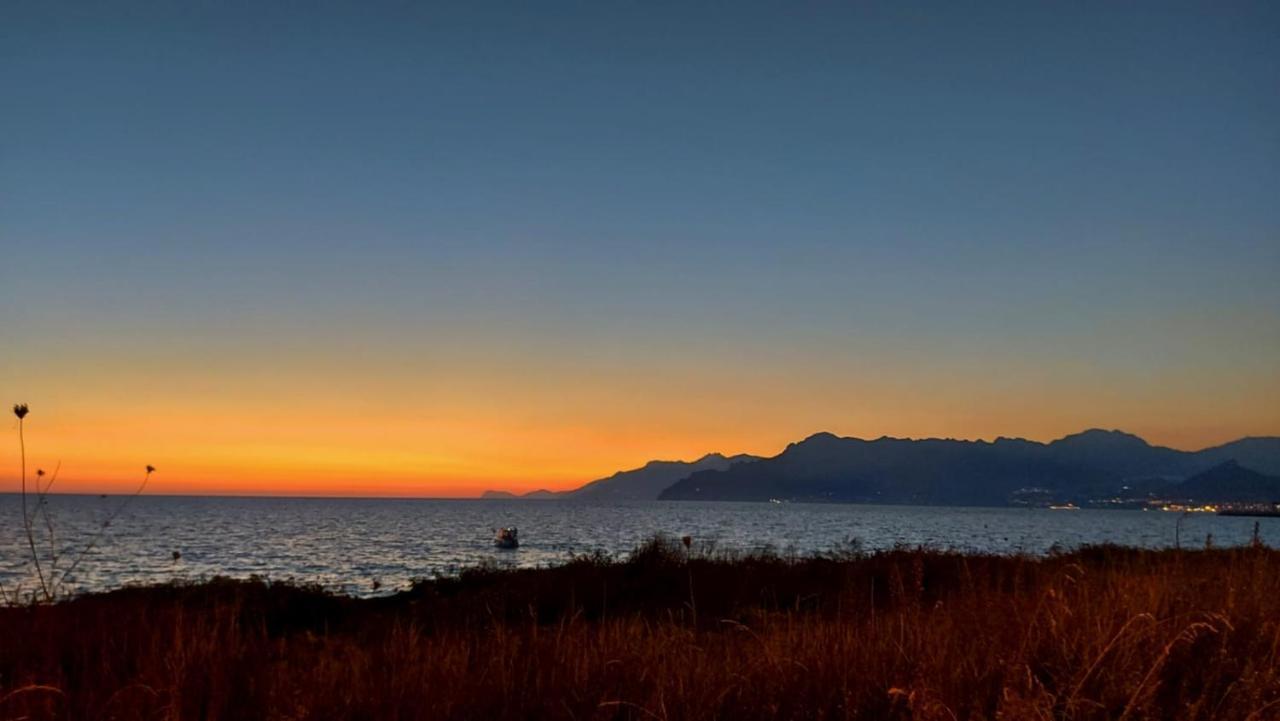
3, 2, 1278, 496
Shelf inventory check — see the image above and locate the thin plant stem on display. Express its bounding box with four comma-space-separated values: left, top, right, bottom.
17, 416, 51, 601
36, 462, 62, 574
56, 467, 153, 596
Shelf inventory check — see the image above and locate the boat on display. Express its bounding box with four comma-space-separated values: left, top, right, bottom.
493, 527, 519, 549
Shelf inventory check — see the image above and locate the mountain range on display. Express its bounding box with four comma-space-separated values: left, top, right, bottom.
658, 430, 1280, 505
484, 429, 1280, 506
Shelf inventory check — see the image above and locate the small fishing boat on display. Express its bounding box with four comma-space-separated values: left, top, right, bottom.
493, 527, 519, 549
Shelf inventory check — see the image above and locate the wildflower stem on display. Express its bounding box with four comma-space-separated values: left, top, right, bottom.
56, 466, 153, 595
17, 414, 51, 601
37, 462, 62, 573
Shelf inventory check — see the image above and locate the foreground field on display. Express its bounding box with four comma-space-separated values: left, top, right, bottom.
2, 541, 1279, 720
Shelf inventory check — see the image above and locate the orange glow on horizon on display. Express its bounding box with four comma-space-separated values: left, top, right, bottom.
4, 400, 1278, 498
5, 342, 1278, 497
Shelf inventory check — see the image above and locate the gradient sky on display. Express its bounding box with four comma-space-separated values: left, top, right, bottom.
3, 1, 1278, 496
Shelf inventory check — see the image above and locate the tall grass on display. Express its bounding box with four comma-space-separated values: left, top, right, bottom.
2, 540, 1278, 720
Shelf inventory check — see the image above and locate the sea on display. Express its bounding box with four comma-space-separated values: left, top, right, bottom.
2, 495, 1277, 598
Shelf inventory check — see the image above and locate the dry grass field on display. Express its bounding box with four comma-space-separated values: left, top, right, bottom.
2, 540, 1278, 720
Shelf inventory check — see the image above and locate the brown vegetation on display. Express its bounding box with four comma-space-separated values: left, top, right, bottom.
2, 541, 1279, 720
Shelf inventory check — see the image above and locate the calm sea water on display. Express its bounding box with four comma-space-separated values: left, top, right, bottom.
2, 495, 1277, 597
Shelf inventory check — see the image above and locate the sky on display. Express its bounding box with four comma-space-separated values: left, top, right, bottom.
2, 1, 1278, 496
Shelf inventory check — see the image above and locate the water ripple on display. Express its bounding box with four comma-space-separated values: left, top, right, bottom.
1, 496, 1276, 598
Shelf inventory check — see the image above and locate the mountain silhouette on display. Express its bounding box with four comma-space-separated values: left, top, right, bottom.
658, 430, 1280, 505
1174, 461, 1280, 502
569, 453, 760, 501
1044, 429, 1195, 479
481, 452, 760, 501
1193, 438, 1280, 476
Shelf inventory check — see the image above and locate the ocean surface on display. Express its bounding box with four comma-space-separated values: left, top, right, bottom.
2, 495, 1277, 598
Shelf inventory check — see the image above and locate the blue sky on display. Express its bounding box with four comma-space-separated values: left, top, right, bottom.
2, 1, 1277, 492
